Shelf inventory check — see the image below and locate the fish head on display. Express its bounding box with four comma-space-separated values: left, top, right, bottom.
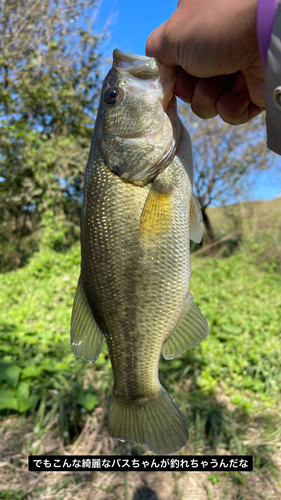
96, 49, 179, 185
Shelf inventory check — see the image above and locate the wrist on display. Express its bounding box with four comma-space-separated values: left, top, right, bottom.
257, 0, 278, 68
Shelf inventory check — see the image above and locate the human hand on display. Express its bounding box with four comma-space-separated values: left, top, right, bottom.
146, 0, 265, 125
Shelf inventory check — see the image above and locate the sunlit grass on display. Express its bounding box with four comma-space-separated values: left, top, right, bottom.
0, 203, 281, 498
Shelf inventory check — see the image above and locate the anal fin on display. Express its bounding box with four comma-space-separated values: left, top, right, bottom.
70, 276, 104, 363
162, 293, 208, 360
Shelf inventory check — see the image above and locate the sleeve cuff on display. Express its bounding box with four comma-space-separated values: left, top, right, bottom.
257, 0, 278, 68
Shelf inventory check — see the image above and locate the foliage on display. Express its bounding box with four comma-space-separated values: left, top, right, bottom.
0, 215, 280, 496
0, 228, 280, 426
0, 245, 103, 433
0, 493, 27, 500
41, 209, 80, 252
161, 252, 281, 400
180, 105, 274, 243
0, 0, 105, 271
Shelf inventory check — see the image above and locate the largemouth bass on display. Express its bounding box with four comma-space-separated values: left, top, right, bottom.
70, 49, 209, 454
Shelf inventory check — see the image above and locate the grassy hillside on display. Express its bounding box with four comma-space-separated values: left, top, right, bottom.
203, 198, 281, 258
0, 199, 281, 500
207, 198, 281, 235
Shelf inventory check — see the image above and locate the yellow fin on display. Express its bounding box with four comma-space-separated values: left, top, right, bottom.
140, 182, 173, 239
162, 293, 208, 360
190, 193, 203, 243
70, 277, 104, 363
108, 385, 188, 454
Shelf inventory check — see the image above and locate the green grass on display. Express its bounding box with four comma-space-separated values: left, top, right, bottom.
0, 200, 281, 499
189, 254, 280, 398
0, 493, 27, 500
1, 240, 280, 424
0, 245, 104, 441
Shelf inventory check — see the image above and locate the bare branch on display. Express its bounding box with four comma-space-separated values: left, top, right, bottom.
179, 104, 275, 242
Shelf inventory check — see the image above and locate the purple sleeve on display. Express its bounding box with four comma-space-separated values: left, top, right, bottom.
257, 0, 278, 68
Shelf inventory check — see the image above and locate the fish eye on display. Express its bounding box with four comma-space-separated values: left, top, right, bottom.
105, 87, 122, 104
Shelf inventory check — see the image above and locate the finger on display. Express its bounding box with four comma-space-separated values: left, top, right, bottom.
146, 23, 178, 67
216, 72, 263, 124
174, 68, 199, 103
219, 102, 262, 125
190, 75, 234, 119
244, 70, 266, 109
145, 23, 164, 57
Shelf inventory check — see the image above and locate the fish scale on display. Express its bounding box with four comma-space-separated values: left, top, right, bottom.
70, 49, 209, 454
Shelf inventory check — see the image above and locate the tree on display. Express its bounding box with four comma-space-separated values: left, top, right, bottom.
0, 0, 105, 270
180, 105, 272, 244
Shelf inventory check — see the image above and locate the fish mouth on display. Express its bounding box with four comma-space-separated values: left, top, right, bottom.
110, 49, 181, 185
113, 48, 177, 113
113, 49, 160, 80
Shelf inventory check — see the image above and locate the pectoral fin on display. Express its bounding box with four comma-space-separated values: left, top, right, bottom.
139, 179, 173, 240
162, 293, 208, 360
70, 277, 104, 363
190, 194, 203, 243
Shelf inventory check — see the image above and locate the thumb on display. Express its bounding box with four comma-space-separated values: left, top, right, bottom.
145, 22, 178, 67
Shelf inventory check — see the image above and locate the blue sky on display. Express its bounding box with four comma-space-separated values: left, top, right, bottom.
94, 0, 281, 203
95, 0, 176, 60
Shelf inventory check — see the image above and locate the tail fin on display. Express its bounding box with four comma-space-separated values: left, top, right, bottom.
108, 386, 188, 454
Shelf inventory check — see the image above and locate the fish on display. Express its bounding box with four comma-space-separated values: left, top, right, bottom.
70, 49, 209, 454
